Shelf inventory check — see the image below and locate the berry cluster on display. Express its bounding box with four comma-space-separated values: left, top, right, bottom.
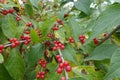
0, 45, 4, 53
1, 8, 14, 15
26, 22, 32, 27
9, 38, 20, 48
55, 55, 72, 77
53, 40, 65, 51
79, 35, 86, 44
93, 38, 99, 45
51, 24, 58, 31
57, 19, 64, 25
68, 37, 75, 43
38, 59, 47, 68
21, 35, 31, 45
36, 71, 46, 80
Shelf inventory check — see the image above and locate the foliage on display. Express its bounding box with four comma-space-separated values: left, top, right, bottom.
0, 0, 120, 80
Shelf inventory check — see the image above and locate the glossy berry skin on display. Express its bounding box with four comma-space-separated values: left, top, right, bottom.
56, 55, 61, 59
16, 17, 21, 21
65, 66, 72, 72
26, 22, 32, 27
59, 63, 64, 68
93, 38, 99, 45
69, 37, 75, 43
63, 61, 69, 67
60, 76, 66, 80
52, 27, 58, 31
0, 45, 4, 50
56, 19, 64, 25
64, 13, 69, 18
9, 9, 14, 13
79, 35, 86, 44
57, 67, 63, 74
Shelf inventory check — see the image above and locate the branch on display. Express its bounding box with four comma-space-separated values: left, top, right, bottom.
58, 49, 69, 80
97, 25, 120, 46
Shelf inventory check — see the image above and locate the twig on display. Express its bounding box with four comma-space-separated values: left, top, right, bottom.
58, 49, 69, 80
97, 25, 120, 46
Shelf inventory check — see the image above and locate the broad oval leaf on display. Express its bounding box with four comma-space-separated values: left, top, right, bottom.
104, 48, 120, 80
26, 43, 44, 67
25, 4, 33, 17
85, 44, 118, 61
74, 0, 92, 15
1, 14, 17, 38
4, 49, 25, 80
0, 64, 13, 80
62, 44, 78, 64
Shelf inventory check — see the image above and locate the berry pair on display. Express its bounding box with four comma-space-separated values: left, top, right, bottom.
68, 37, 75, 43
9, 38, 20, 48
79, 35, 86, 44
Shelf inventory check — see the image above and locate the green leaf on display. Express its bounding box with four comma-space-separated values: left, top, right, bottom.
30, 29, 40, 43
0, 54, 4, 64
62, 44, 78, 64
40, 17, 56, 36
1, 14, 17, 38
58, 9, 67, 20
85, 44, 118, 61
68, 77, 86, 80
104, 48, 120, 80
0, 64, 13, 80
45, 63, 60, 80
26, 70, 36, 80
4, 49, 25, 80
74, 0, 92, 15
26, 44, 44, 67
55, 28, 65, 43
85, 4, 120, 45
30, 0, 40, 9
25, 4, 34, 17
68, 18, 82, 41
73, 66, 105, 80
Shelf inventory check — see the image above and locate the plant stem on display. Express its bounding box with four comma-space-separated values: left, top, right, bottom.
58, 49, 69, 80
97, 25, 120, 46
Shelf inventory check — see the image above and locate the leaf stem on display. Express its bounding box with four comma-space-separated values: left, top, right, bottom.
58, 49, 69, 80
97, 25, 120, 46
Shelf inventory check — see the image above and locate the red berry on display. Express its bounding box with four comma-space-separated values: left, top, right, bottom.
57, 67, 63, 74
64, 61, 69, 67
65, 66, 72, 72
16, 17, 21, 21
9, 9, 14, 13
11, 43, 16, 48
59, 63, 64, 68
69, 37, 75, 43
53, 46, 57, 51
60, 76, 66, 80
0, 50, 3, 54
104, 33, 107, 37
57, 58, 62, 63
15, 41, 20, 45
56, 55, 61, 59
0, 45, 4, 50
64, 13, 69, 18
26, 22, 32, 27
36, 74, 40, 79
56, 19, 64, 25
41, 75, 45, 79
60, 45, 65, 50
93, 38, 99, 45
